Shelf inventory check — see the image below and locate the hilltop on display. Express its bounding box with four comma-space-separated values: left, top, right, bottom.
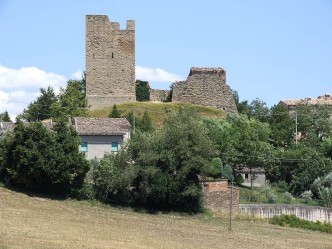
88, 102, 226, 126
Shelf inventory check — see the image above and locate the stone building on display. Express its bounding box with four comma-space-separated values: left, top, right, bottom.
172, 67, 238, 113
86, 15, 136, 109
201, 179, 239, 212
278, 94, 332, 114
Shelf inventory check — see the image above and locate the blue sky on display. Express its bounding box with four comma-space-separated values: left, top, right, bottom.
0, 0, 332, 118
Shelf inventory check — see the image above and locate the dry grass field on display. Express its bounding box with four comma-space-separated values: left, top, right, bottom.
1, 186, 331, 249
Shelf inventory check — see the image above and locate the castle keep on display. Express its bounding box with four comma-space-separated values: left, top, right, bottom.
86, 15, 136, 109
172, 67, 238, 113
85, 15, 238, 113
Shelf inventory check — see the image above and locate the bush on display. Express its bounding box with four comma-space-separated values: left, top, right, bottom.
1, 121, 90, 195
136, 80, 150, 101
70, 182, 96, 200
235, 173, 244, 185
300, 190, 313, 204
276, 180, 288, 192
266, 191, 277, 203
270, 214, 332, 234
283, 192, 293, 203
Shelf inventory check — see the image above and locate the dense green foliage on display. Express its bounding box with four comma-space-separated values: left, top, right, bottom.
0, 121, 89, 195
20, 77, 87, 122
270, 214, 332, 234
0, 111, 11, 122
136, 80, 150, 101
21, 86, 57, 121
91, 107, 217, 212
109, 104, 122, 118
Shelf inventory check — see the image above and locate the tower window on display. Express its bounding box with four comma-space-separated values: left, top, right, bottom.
112, 52, 114, 59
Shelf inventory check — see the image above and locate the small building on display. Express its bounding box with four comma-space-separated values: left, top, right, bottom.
0, 122, 15, 137
73, 117, 131, 160
201, 179, 239, 212
235, 167, 266, 187
278, 94, 332, 114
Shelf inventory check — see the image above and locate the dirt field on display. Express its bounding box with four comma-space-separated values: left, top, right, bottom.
0, 186, 331, 249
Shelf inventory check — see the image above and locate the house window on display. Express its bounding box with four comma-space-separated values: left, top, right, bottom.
111, 142, 118, 152
244, 173, 249, 180
80, 142, 88, 152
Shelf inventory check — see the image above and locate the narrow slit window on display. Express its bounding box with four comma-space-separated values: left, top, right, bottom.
112, 52, 114, 59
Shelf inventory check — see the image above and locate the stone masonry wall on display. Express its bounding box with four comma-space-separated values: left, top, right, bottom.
172, 67, 238, 113
201, 180, 239, 212
86, 15, 136, 109
149, 89, 171, 102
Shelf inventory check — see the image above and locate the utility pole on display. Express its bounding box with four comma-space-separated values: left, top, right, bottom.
133, 107, 136, 134
295, 111, 298, 144
229, 178, 233, 232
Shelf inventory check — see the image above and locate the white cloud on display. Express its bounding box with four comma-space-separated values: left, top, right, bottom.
135, 65, 183, 83
0, 65, 68, 120
71, 70, 83, 80
0, 65, 67, 91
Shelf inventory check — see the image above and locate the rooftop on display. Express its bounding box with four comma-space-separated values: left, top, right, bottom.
74, 117, 131, 136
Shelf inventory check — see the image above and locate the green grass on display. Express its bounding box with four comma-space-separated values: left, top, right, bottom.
270, 214, 332, 233
88, 102, 226, 127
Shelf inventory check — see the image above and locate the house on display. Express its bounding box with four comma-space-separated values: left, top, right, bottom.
278, 94, 332, 114
73, 117, 131, 160
235, 167, 266, 187
0, 122, 15, 137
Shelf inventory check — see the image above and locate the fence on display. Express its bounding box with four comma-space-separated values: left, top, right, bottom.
240, 204, 332, 224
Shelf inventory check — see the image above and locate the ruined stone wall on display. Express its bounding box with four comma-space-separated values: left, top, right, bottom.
86, 15, 136, 109
201, 180, 239, 212
172, 67, 238, 113
149, 89, 171, 102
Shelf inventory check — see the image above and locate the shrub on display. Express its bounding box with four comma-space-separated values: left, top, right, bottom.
300, 190, 313, 204
1, 121, 90, 195
270, 214, 332, 234
283, 192, 293, 203
266, 191, 277, 203
276, 180, 288, 192
319, 187, 332, 208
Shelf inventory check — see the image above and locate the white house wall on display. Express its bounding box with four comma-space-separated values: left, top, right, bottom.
80, 135, 124, 160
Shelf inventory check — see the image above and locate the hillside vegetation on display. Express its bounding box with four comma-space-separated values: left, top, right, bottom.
88, 102, 226, 126
1, 186, 332, 249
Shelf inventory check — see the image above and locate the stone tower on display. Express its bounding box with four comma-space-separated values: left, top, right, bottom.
172, 67, 238, 113
86, 15, 136, 109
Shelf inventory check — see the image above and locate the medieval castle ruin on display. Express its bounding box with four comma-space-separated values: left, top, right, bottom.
86, 15, 237, 113
86, 15, 136, 109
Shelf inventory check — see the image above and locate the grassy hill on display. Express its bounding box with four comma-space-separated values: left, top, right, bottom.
1, 186, 331, 249
88, 102, 226, 127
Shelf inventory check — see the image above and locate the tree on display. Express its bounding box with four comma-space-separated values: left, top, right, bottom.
51, 80, 87, 121
20, 86, 57, 121
135, 80, 150, 101
268, 105, 295, 147
248, 98, 270, 122
92, 148, 135, 204
296, 104, 332, 145
130, 107, 218, 211
0, 111, 11, 122
1, 121, 90, 195
138, 111, 154, 133
109, 104, 122, 118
